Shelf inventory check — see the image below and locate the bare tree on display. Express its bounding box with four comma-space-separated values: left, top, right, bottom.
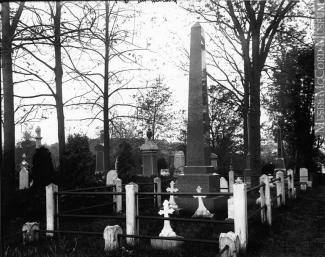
63, 2, 148, 172
11, 2, 95, 169
1, 1, 25, 190
184, 1, 308, 181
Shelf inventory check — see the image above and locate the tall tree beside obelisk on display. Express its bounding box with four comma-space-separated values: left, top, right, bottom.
185, 22, 212, 172
176, 22, 218, 211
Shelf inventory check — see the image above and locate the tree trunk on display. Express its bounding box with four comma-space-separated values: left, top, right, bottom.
54, 1, 65, 170
248, 30, 262, 185
2, 2, 16, 191
104, 0, 110, 173
243, 84, 249, 156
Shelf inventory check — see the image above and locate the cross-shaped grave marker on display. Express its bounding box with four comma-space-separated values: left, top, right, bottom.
235, 177, 243, 184
166, 181, 179, 210
192, 186, 214, 218
158, 200, 176, 237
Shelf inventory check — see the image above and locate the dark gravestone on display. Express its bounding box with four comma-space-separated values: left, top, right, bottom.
95, 144, 104, 174
176, 23, 220, 211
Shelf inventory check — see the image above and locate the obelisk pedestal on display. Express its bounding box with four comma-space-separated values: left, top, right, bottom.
175, 23, 221, 212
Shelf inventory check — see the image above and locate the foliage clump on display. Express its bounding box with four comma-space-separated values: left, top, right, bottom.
116, 141, 138, 182
61, 134, 96, 189
31, 146, 55, 189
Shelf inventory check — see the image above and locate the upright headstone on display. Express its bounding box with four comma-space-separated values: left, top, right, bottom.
106, 170, 118, 185
140, 129, 159, 177
229, 165, 235, 193
35, 126, 42, 149
220, 177, 229, 193
299, 168, 308, 183
19, 154, 29, 190
176, 22, 219, 211
299, 167, 308, 190
95, 144, 105, 174
174, 151, 185, 173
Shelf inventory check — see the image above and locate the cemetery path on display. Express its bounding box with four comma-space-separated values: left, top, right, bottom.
244, 185, 325, 257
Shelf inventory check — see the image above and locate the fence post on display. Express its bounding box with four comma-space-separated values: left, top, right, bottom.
276, 170, 285, 206
259, 175, 266, 224
275, 171, 282, 207
287, 169, 294, 199
46, 183, 58, 237
261, 175, 272, 226
154, 177, 161, 207
233, 181, 247, 252
113, 178, 122, 213
229, 168, 234, 193
125, 182, 138, 246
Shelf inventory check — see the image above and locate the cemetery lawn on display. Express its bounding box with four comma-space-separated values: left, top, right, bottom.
244, 185, 325, 257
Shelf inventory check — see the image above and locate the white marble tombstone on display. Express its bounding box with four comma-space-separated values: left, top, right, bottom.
227, 197, 234, 219
106, 170, 118, 185
173, 151, 185, 173
299, 168, 308, 183
299, 168, 309, 191
220, 177, 229, 193
19, 154, 29, 190
19, 167, 29, 190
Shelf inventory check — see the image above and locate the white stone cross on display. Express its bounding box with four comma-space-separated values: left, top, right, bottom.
166, 181, 179, 210
235, 177, 243, 184
192, 186, 214, 218
158, 200, 176, 237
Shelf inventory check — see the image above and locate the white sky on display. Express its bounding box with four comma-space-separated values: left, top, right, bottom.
13, 2, 196, 144
8, 1, 313, 145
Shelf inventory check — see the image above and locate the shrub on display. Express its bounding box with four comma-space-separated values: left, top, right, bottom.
116, 141, 137, 182
30, 146, 55, 189
61, 134, 96, 189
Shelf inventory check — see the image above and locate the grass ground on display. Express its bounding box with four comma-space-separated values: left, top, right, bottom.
244, 186, 325, 257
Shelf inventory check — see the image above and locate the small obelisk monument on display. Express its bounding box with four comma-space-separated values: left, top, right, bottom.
176, 22, 219, 211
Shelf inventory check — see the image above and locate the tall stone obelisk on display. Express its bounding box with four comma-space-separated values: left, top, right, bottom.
186, 22, 212, 173
176, 23, 219, 211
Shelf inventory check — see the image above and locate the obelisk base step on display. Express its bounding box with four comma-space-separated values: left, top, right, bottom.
175, 173, 225, 212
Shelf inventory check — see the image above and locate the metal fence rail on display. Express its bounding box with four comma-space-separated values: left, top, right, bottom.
61, 202, 115, 214
57, 214, 126, 220
64, 184, 115, 192
136, 192, 233, 197
56, 191, 125, 196
137, 215, 234, 224
118, 233, 220, 245
247, 183, 265, 193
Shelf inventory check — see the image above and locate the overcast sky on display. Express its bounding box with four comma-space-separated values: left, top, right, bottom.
14, 1, 197, 145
